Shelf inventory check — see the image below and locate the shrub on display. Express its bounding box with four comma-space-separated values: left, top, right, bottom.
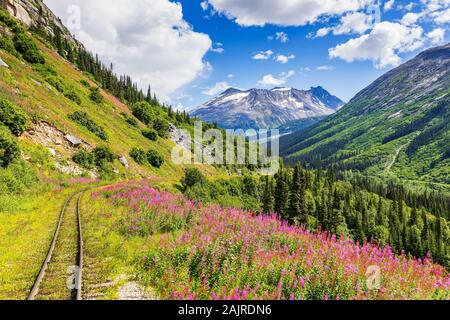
80, 80, 90, 88
68, 111, 108, 140
153, 118, 169, 137
147, 149, 164, 168
181, 168, 206, 191
141, 128, 158, 141
0, 97, 28, 136
92, 146, 115, 166
33, 64, 58, 77
13, 33, 45, 64
0, 134, 20, 168
0, 36, 17, 56
130, 148, 147, 165
132, 101, 154, 125
45, 75, 65, 93
89, 87, 104, 104
0, 161, 38, 196
126, 116, 138, 127
0, 9, 19, 29
72, 150, 94, 169
64, 90, 82, 105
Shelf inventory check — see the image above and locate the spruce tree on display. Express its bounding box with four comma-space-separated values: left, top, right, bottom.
262, 176, 274, 214
289, 163, 308, 226
274, 162, 289, 220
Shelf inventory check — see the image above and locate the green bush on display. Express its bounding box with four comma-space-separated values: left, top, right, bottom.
80, 80, 90, 88
0, 36, 17, 56
13, 33, 45, 64
147, 149, 164, 168
184, 183, 212, 203
153, 118, 169, 137
0, 97, 29, 136
132, 101, 155, 125
0, 161, 38, 196
72, 147, 115, 169
89, 87, 104, 104
45, 75, 65, 93
0, 134, 20, 168
92, 146, 115, 166
141, 128, 158, 141
72, 150, 94, 169
126, 117, 138, 127
68, 111, 108, 140
64, 90, 82, 105
130, 148, 147, 165
181, 168, 206, 191
33, 64, 58, 77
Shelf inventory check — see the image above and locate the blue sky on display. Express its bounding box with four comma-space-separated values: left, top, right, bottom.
174, 0, 449, 109
45, 0, 449, 110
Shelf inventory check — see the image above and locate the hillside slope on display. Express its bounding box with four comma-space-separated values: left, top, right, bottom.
281, 44, 450, 184
0, 6, 226, 208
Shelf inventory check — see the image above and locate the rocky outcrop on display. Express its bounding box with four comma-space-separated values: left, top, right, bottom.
0, 56, 8, 68
24, 121, 92, 152
0, 0, 82, 48
0, 0, 31, 26
119, 156, 129, 169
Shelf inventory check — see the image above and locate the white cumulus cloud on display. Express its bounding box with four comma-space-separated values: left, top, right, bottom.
253, 50, 274, 60
431, 7, 450, 24
427, 27, 446, 44
276, 54, 295, 64
329, 22, 424, 69
202, 81, 231, 96
201, 1, 209, 11
204, 0, 372, 26
44, 0, 212, 99
401, 12, 424, 25
384, 0, 395, 11
317, 65, 335, 71
257, 70, 295, 87
276, 32, 289, 43
316, 12, 373, 37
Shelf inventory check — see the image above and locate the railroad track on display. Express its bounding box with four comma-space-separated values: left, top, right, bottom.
27, 191, 85, 300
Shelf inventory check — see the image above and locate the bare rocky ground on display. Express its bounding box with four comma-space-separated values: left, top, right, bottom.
22, 121, 100, 177
118, 281, 157, 300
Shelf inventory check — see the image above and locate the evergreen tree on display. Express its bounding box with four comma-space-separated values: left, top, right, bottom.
289, 163, 308, 226
262, 176, 274, 214
274, 162, 289, 219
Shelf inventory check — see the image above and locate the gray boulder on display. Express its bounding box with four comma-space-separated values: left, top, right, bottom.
0, 57, 9, 68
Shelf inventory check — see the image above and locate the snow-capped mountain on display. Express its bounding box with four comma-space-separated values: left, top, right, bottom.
191, 87, 345, 129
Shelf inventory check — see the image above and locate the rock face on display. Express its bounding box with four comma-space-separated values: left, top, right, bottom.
0, 0, 81, 48
347, 43, 450, 115
0, 0, 31, 26
191, 86, 345, 130
24, 121, 92, 152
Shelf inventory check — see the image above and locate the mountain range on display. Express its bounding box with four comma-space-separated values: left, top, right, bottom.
281, 43, 450, 184
191, 86, 345, 130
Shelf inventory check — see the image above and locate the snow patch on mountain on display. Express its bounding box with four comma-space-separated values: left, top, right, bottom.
191, 86, 345, 129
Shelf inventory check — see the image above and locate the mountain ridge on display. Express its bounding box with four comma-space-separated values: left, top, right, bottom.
281, 43, 450, 184
191, 86, 345, 130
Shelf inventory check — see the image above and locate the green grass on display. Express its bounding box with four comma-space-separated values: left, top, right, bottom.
0, 187, 77, 299
35, 194, 80, 300
79, 190, 154, 299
